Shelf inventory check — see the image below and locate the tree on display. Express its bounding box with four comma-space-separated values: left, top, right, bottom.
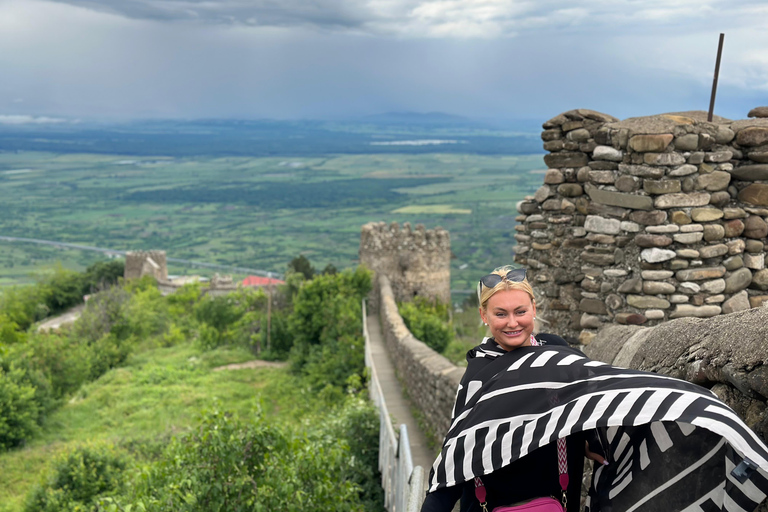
288, 255, 315, 280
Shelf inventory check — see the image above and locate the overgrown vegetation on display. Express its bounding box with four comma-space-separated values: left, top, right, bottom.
0, 262, 382, 512
398, 297, 453, 353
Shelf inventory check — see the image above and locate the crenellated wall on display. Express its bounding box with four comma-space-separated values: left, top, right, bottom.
514, 108, 768, 344
360, 221, 451, 312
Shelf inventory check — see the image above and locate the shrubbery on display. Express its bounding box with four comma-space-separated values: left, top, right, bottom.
399, 297, 453, 353
4, 259, 385, 512
69, 400, 381, 512
288, 266, 372, 391
0, 365, 41, 450
23, 442, 128, 512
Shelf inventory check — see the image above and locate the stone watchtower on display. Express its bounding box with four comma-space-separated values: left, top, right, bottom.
124, 250, 168, 282
359, 222, 451, 310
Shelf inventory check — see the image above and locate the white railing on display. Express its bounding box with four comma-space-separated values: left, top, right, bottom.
363, 300, 426, 512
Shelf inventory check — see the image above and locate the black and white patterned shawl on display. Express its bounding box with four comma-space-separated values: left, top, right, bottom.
428, 338, 768, 512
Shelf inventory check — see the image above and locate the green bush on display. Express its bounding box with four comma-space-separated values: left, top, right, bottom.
324, 397, 383, 511
289, 266, 372, 390
399, 297, 453, 353
0, 365, 41, 450
24, 442, 128, 512
114, 405, 375, 512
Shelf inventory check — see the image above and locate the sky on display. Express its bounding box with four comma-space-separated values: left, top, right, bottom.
1, 0, 767, 124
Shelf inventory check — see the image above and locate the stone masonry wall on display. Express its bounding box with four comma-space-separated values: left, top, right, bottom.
377, 274, 463, 446
514, 109, 768, 344
124, 250, 168, 281
584, 305, 768, 444
360, 221, 451, 311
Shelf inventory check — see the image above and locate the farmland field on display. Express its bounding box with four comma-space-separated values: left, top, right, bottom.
0, 151, 545, 294
0, 116, 546, 297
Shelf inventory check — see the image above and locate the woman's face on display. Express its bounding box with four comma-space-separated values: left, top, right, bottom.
479, 289, 536, 352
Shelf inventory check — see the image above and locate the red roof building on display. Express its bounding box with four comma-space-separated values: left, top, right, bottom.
242, 276, 285, 287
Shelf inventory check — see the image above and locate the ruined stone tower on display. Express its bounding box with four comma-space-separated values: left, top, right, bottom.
360, 221, 451, 309
124, 250, 168, 281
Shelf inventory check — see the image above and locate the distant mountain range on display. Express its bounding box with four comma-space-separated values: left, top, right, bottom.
0, 113, 543, 156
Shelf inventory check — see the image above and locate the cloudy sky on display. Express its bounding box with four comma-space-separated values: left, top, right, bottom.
1, 0, 767, 123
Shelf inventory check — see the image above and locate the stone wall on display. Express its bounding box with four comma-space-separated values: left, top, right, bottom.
514, 108, 768, 343
377, 274, 464, 446
360, 222, 451, 311
124, 250, 168, 281
584, 305, 768, 443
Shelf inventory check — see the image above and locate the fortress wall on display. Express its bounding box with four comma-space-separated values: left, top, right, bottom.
377, 274, 464, 446
514, 109, 768, 344
584, 305, 768, 443
360, 221, 451, 312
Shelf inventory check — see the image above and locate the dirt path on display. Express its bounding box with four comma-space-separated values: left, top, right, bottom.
36, 304, 86, 332
212, 360, 288, 371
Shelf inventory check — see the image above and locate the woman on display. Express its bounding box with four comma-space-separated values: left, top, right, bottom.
422, 266, 768, 512
421, 266, 603, 512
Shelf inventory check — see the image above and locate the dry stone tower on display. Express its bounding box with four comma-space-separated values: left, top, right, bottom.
360, 221, 451, 308
514, 108, 768, 344
124, 250, 168, 282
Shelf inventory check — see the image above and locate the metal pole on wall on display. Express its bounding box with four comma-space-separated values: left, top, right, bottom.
708, 33, 725, 122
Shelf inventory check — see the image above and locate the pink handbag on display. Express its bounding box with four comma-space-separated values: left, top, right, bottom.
473, 438, 568, 512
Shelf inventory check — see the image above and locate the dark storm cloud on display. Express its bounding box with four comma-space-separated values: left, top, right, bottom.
47, 0, 375, 29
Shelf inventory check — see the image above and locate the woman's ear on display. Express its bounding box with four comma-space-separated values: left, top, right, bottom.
478, 307, 487, 325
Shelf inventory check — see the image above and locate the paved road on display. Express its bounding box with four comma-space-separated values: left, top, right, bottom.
367, 311, 436, 473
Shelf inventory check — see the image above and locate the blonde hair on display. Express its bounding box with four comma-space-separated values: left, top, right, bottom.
477, 265, 536, 311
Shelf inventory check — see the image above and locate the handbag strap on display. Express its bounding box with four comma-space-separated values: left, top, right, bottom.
474, 437, 568, 512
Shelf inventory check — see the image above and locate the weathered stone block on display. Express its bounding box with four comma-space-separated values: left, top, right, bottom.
593, 145, 623, 162
635, 234, 673, 247
699, 244, 729, 259
676, 266, 727, 281
744, 215, 768, 239
703, 224, 725, 241
736, 126, 768, 147
697, 171, 731, 191
629, 134, 674, 152
544, 169, 565, 184
669, 304, 722, 318
544, 152, 589, 168
643, 281, 676, 294
674, 133, 699, 151
588, 170, 616, 184
627, 295, 671, 309
629, 210, 667, 225
670, 211, 692, 224
644, 152, 686, 166
644, 179, 681, 195
584, 183, 653, 211
722, 291, 750, 314
701, 278, 726, 294
690, 208, 724, 222
673, 232, 703, 244
615, 312, 647, 325
731, 164, 768, 181
738, 184, 768, 206
580, 298, 608, 314
584, 215, 621, 235
669, 164, 698, 177
655, 192, 711, 208
617, 278, 642, 293
618, 164, 665, 179
640, 248, 676, 263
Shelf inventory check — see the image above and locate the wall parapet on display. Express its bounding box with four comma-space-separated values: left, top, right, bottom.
378, 274, 463, 447
514, 108, 768, 343
361, 222, 450, 312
